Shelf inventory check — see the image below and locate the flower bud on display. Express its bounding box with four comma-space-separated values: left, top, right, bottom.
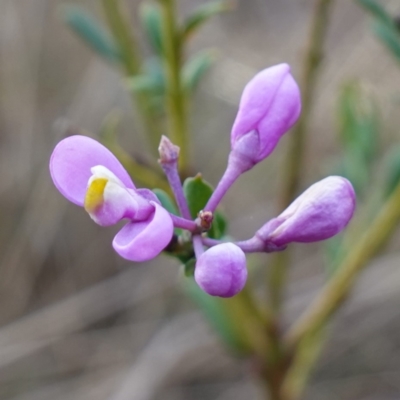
257, 176, 356, 248
194, 243, 247, 298
230, 64, 301, 169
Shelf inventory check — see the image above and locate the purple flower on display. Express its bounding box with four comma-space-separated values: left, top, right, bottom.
256, 176, 356, 250
50, 135, 173, 262
230, 64, 301, 170
194, 243, 247, 298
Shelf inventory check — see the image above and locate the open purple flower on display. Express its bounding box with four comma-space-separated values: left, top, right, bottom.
50, 135, 173, 262
230, 63, 301, 171
194, 243, 247, 298
256, 176, 356, 250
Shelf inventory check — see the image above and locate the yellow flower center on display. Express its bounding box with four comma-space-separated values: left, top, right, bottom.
84, 178, 108, 213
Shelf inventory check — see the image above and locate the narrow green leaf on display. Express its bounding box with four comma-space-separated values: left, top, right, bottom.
182, 50, 216, 93
61, 5, 120, 62
209, 211, 228, 239
182, 0, 234, 41
183, 258, 196, 277
337, 82, 379, 163
144, 57, 166, 90
357, 0, 394, 27
139, 2, 163, 54
182, 277, 248, 353
126, 75, 162, 93
126, 57, 165, 98
374, 21, 400, 62
382, 146, 400, 198
183, 174, 214, 219
153, 188, 178, 215
182, 174, 228, 238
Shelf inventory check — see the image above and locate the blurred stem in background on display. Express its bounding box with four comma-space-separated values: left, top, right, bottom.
286, 173, 400, 349
159, 0, 190, 174
281, 178, 400, 399
267, 0, 336, 314
101, 0, 162, 151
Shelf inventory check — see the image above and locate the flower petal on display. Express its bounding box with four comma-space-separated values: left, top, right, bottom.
112, 202, 173, 262
231, 64, 292, 145
230, 63, 301, 167
50, 135, 134, 206
85, 180, 153, 226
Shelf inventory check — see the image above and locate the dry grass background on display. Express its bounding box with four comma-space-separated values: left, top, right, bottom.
1, 0, 400, 399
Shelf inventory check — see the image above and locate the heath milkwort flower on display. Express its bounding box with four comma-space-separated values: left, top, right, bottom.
50, 135, 173, 262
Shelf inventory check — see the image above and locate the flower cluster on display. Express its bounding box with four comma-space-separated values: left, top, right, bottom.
50, 63, 356, 298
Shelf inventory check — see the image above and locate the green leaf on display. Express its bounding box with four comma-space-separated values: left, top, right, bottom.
139, 2, 163, 54
183, 174, 214, 219
209, 211, 228, 239
382, 146, 400, 198
61, 5, 120, 62
182, 50, 216, 93
126, 74, 162, 93
182, 174, 228, 238
333, 150, 369, 197
182, 0, 234, 41
357, 0, 394, 27
144, 57, 165, 89
153, 189, 178, 215
182, 277, 248, 353
374, 21, 400, 62
183, 258, 196, 277
337, 82, 379, 163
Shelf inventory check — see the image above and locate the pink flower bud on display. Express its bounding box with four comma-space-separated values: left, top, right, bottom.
194, 243, 247, 298
257, 176, 356, 248
230, 64, 301, 169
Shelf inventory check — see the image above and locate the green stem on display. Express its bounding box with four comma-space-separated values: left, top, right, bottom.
101, 0, 161, 150
281, 326, 326, 400
267, 0, 336, 315
159, 0, 190, 174
281, 0, 335, 209
285, 180, 400, 349
101, 0, 140, 75
268, 250, 290, 313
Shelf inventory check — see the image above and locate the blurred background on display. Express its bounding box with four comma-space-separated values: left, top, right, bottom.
1, 0, 400, 399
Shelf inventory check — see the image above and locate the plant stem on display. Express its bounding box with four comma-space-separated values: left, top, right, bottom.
268, 0, 336, 314
101, 0, 161, 150
159, 0, 190, 173
268, 251, 290, 313
285, 180, 400, 348
101, 0, 140, 74
281, 0, 335, 209
281, 326, 326, 400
